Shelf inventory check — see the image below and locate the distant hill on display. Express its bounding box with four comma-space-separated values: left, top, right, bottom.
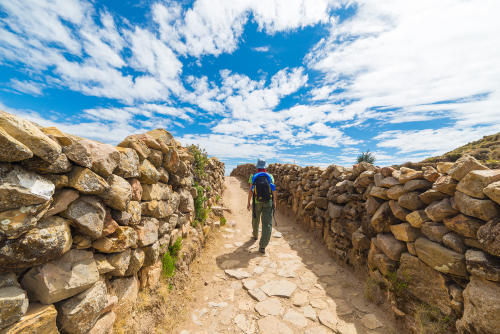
423, 132, 500, 168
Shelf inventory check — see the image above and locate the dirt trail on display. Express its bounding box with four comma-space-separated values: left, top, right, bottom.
173, 176, 397, 334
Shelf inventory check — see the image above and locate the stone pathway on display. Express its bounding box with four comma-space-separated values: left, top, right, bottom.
174, 177, 397, 334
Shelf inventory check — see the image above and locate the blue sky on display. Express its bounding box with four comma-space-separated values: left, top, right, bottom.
1, 0, 499, 173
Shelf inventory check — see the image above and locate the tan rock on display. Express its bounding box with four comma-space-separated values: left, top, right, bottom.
443, 214, 483, 238
61, 196, 105, 239
114, 147, 139, 178
389, 200, 410, 220
0, 201, 51, 239
135, 217, 159, 247
41, 127, 74, 146
0, 111, 61, 162
465, 249, 500, 281
454, 191, 500, 221
101, 174, 132, 211
56, 279, 108, 334
261, 280, 297, 298
0, 216, 72, 269
375, 233, 406, 261
45, 188, 79, 217
477, 218, 500, 257
421, 222, 449, 242
437, 162, 454, 174
93, 254, 115, 274
369, 186, 388, 200
107, 249, 131, 277
457, 169, 500, 199
117, 135, 151, 160
370, 202, 395, 233
138, 159, 160, 184
255, 298, 283, 316
145, 129, 175, 150
0, 127, 33, 162
92, 226, 137, 253
68, 167, 109, 195
178, 188, 194, 213
125, 248, 145, 276
141, 183, 171, 201
148, 149, 163, 168
406, 210, 428, 228
109, 275, 139, 315
87, 311, 115, 334
63, 138, 120, 178
398, 167, 423, 183
126, 200, 142, 225
163, 146, 180, 173
419, 189, 447, 205
397, 253, 452, 315
456, 275, 500, 333
128, 178, 142, 201
425, 198, 458, 222
432, 175, 457, 196
387, 184, 406, 200
101, 209, 118, 237
21, 249, 99, 304
72, 234, 92, 249
403, 179, 432, 192
442, 232, 466, 254
44, 174, 68, 189
21, 154, 72, 175
448, 155, 488, 181
415, 237, 466, 277
0, 166, 54, 211
139, 260, 162, 290
398, 191, 425, 210
390, 223, 420, 242
0, 303, 58, 334
258, 316, 293, 334
157, 167, 169, 183
141, 200, 172, 219
0, 286, 28, 329
484, 180, 500, 205
422, 166, 440, 182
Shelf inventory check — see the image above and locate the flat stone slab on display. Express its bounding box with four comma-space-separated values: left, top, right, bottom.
255, 298, 283, 316
361, 313, 383, 329
225, 269, 251, 280
302, 305, 317, 321
248, 288, 267, 302
257, 316, 293, 334
318, 309, 338, 330
283, 309, 308, 328
261, 280, 297, 298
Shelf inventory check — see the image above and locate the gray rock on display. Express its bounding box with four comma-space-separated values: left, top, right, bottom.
477, 218, 500, 257
421, 222, 449, 242
465, 249, 500, 281
454, 191, 500, 221
375, 233, 406, 261
101, 174, 132, 211
125, 248, 145, 276
442, 233, 466, 254
425, 198, 458, 222
0, 201, 51, 239
136, 217, 159, 247
0, 286, 28, 329
61, 196, 105, 239
398, 191, 425, 210
415, 237, 466, 277
107, 249, 131, 277
21, 249, 99, 304
260, 280, 296, 298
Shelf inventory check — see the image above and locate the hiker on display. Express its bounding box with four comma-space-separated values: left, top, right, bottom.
246, 158, 277, 254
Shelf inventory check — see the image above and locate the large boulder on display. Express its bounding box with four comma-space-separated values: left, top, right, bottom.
448, 155, 488, 181
454, 191, 500, 221
0, 216, 72, 269
138, 160, 160, 184
397, 253, 452, 315
63, 138, 120, 178
56, 279, 108, 334
61, 196, 106, 239
92, 226, 138, 253
477, 218, 500, 257
68, 167, 109, 195
375, 233, 406, 261
403, 179, 432, 193
0, 201, 51, 239
432, 175, 458, 196
457, 170, 500, 199
0, 303, 58, 334
101, 175, 132, 211
21, 249, 99, 304
0, 111, 61, 162
141, 183, 171, 201
135, 218, 159, 247
484, 180, 500, 205
398, 167, 423, 183
414, 237, 466, 277
456, 275, 500, 333
398, 191, 425, 211
443, 214, 483, 238
0, 127, 33, 162
0, 286, 28, 329
114, 147, 139, 178
465, 249, 500, 281
425, 198, 458, 222
0, 166, 54, 211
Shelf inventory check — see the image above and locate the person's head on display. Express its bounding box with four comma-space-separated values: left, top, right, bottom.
256, 158, 266, 172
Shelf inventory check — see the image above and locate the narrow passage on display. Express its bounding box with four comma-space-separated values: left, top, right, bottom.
174, 177, 397, 334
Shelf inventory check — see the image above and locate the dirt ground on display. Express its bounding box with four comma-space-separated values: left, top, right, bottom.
168, 176, 398, 334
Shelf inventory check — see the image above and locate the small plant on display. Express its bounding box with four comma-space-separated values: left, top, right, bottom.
161, 237, 183, 278
220, 216, 227, 226
188, 144, 208, 181
215, 194, 221, 203
193, 183, 208, 226
364, 277, 384, 304
415, 303, 456, 334
387, 271, 408, 296
357, 150, 376, 164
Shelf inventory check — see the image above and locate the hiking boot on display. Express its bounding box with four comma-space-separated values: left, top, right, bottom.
259, 248, 265, 254
252, 236, 258, 240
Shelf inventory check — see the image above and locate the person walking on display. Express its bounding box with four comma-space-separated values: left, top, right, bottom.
246, 158, 276, 254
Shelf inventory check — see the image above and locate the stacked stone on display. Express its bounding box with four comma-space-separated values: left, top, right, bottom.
0, 111, 225, 334
231, 156, 500, 333
229, 163, 256, 180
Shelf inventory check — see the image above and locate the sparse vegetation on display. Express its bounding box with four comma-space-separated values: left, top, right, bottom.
415, 303, 456, 334
216, 194, 221, 203
357, 150, 376, 164
220, 216, 227, 226
188, 144, 208, 181
364, 277, 384, 304
387, 270, 409, 296
193, 183, 208, 227
161, 237, 183, 278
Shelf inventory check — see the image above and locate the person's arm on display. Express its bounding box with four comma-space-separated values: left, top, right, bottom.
272, 190, 277, 208
247, 188, 253, 211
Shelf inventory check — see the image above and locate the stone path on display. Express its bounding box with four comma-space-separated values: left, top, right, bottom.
174, 177, 397, 334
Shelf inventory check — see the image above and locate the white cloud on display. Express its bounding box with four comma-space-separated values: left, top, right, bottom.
252, 46, 269, 52
9, 79, 44, 96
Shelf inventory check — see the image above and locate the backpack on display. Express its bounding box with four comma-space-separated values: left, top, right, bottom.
253, 174, 272, 202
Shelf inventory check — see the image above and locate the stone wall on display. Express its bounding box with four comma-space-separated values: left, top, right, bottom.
231, 158, 500, 333
0, 111, 225, 333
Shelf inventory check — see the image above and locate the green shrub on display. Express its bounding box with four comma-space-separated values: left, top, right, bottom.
415, 303, 456, 334
220, 216, 227, 226
387, 271, 408, 296
161, 237, 183, 278
357, 150, 376, 164
169, 237, 182, 258
188, 144, 208, 181
364, 277, 384, 304
216, 194, 221, 203
193, 183, 208, 226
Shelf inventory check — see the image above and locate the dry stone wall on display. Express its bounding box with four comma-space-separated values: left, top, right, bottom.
232, 157, 500, 333
0, 111, 224, 334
